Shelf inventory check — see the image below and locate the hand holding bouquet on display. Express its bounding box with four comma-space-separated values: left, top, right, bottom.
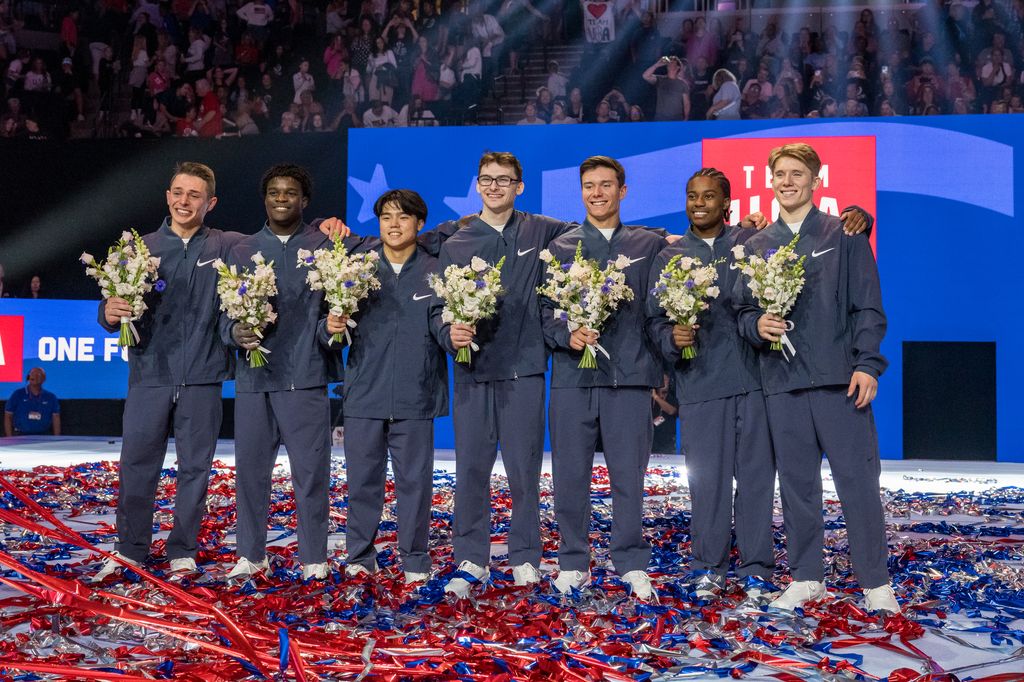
537, 241, 634, 369
651, 254, 722, 359
296, 238, 381, 345
428, 255, 506, 364
733, 235, 806, 353
81, 229, 162, 347
214, 252, 278, 368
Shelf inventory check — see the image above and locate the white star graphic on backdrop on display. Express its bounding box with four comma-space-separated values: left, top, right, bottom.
348, 164, 391, 223
443, 176, 481, 217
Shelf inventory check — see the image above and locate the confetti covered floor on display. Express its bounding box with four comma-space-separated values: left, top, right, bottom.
1, 437, 1024, 681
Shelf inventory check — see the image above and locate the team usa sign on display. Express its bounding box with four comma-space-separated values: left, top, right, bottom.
702, 136, 878, 252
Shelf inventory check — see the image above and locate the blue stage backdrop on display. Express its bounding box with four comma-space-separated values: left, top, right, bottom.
347, 115, 1023, 461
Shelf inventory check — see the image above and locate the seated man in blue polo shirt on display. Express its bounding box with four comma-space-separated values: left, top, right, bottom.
4, 367, 61, 436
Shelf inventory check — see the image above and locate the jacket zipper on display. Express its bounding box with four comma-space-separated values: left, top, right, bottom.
179, 238, 188, 397
283, 238, 294, 391
389, 266, 399, 421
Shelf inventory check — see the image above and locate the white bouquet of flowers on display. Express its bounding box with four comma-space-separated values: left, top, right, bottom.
428, 255, 506, 364
651, 254, 722, 359
537, 241, 634, 369
213, 252, 278, 368
80, 229, 162, 347
733, 235, 806, 354
296, 238, 381, 346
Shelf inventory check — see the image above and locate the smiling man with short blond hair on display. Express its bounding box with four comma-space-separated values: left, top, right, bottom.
734, 143, 896, 614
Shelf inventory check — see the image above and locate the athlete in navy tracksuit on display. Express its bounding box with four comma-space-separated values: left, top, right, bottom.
338, 190, 448, 583
733, 144, 896, 613
434, 153, 571, 594
223, 165, 373, 581
646, 170, 775, 596
540, 156, 666, 600
96, 163, 242, 578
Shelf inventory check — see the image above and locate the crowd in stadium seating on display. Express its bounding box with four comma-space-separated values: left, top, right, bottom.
0, 0, 1022, 140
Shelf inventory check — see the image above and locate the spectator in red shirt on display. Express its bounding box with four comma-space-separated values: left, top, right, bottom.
176, 103, 199, 136
196, 78, 223, 137
60, 8, 79, 53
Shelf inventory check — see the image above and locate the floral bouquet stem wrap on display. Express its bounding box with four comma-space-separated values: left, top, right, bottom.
537, 241, 634, 369
296, 238, 381, 346
213, 252, 278, 368
651, 253, 722, 360
81, 229, 162, 347
428, 256, 506, 365
733, 235, 806, 355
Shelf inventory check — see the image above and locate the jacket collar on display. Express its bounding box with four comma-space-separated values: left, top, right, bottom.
681, 223, 728, 247
257, 220, 311, 241
379, 243, 422, 273
770, 204, 823, 240
581, 218, 622, 242
158, 218, 209, 244
466, 210, 520, 242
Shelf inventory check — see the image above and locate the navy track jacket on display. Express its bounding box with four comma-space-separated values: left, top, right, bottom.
434, 211, 571, 383
222, 223, 374, 393
341, 246, 448, 420
733, 206, 888, 395
97, 219, 243, 387
646, 225, 761, 405
541, 221, 667, 389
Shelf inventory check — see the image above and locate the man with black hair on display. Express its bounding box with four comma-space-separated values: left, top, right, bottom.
223, 164, 369, 582
334, 189, 447, 584
646, 168, 775, 601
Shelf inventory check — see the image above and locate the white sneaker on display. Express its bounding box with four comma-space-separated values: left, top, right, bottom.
770, 580, 827, 610
344, 563, 371, 578
444, 560, 488, 598
168, 557, 197, 574
553, 569, 590, 594
302, 562, 330, 580
863, 584, 900, 614
622, 570, 656, 601
404, 571, 430, 584
93, 551, 140, 581
511, 562, 541, 586
226, 557, 269, 581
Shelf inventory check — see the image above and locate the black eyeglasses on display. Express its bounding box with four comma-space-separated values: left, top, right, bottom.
477, 175, 520, 187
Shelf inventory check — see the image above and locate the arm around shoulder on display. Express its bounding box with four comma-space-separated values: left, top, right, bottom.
417, 220, 459, 257
838, 205, 874, 236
